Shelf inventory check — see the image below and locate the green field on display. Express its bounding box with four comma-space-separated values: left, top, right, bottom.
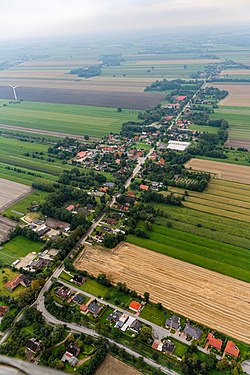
211, 105, 250, 140
0, 236, 43, 265
0, 101, 139, 137
128, 220, 250, 282
189, 124, 219, 134
2, 190, 48, 220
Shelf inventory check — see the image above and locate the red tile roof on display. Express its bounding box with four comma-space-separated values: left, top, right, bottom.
0, 306, 9, 316
4, 274, 23, 291
206, 333, 222, 350
176, 95, 187, 101
66, 205, 74, 211
224, 341, 240, 358
140, 184, 149, 191
129, 301, 142, 312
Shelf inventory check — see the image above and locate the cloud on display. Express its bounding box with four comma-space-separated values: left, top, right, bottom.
0, 0, 249, 41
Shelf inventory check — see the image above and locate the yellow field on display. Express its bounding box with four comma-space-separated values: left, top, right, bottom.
75, 243, 250, 344
206, 83, 250, 106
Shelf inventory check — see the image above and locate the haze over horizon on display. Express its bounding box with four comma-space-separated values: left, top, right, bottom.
0, 0, 250, 42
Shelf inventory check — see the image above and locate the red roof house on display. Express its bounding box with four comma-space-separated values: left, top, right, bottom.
66, 205, 74, 211
0, 306, 9, 317
129, 301, 142, 313
205, 333, 222, 351
224, 341, 240, 358
139, 184, 149, 191
176, 95, 187, 101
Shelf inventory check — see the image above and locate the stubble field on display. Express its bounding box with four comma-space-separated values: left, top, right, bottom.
206, 83, 250, 106
75, 243, 250, 344
95, 355, 141, 375
0, 178, 32, 210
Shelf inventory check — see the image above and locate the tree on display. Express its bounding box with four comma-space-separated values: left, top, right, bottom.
117, 107, 122, 112
144, 292, 150, 302
84, 135, 89, 140
140, 326, 152, 342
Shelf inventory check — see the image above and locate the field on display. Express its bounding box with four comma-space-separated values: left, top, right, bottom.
0, 178, 31, 211
75, 243, 250, 344
0, 236, 43, 265
211, 105, 250, 143
206, 83, 250, 107
185, 158, 250, 184
2, 190, 48, 220
0, 216, 17, 244
95, 355, 142, 375
0, 100, 139, 137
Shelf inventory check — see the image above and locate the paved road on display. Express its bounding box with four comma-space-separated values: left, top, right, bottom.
242, 360, 250, 374
36, 293, 179, 375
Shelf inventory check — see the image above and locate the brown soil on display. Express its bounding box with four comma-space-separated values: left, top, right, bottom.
205, 83, 250, 106
185, 158, 250, 184
95, 355, 142, 375
75, 243, 250, 344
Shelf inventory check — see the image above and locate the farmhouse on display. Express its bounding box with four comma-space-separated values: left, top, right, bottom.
167, 140, 190, 152
183, 323, 203, 341
224, 341, 240, 358
129, 301, 142, 313
4, 274, 31, 292
205, 333, 222, 351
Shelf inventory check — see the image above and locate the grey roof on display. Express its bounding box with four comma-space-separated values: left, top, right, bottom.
88, 300, 102, 315
165, 315, 181, 330
130, 320, 142, 333
162, 341, 176, 354
107, 311, 122, 323
72, 294, 85, 304
184, 324, 203, 340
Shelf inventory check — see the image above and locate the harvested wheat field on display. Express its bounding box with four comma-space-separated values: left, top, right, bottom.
95, 355, 141, 375
185, 158, 250, 184
206, 83, 250, 106
75, 243, 250, 344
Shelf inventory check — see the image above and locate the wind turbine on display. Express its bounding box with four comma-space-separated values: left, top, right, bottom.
9, 85, 18, 101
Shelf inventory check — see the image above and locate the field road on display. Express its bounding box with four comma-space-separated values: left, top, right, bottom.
0, 123, 100, 141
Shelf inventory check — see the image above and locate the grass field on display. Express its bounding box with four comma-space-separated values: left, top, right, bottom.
211, 105, 250, 141
0, 101, 139, 137
2, 190, 48, 220
0, 236, 43, 265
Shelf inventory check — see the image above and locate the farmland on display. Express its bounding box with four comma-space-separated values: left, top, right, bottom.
0, 100, 139, 137
0, 178, 31, 211
185, 158, 250, 184
95, 355, 142, 375
75, 243, 250, 344
0, 236, 43, 265
206, 83, 250, 107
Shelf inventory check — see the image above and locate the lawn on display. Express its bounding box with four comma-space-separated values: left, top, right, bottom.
171, 338, 188, 357
0, 101, 139, 137
2, 190, 48, 220
0, 236, 43, 265
127, 218, 250, 282
140, 304, 167, 326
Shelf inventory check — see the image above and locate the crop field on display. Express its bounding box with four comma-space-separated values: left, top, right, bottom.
75, 243, 250, 344
0, 100, 139, 137
211, 105, 250, 142
0, 216, 17, 244
0, 236, 43, 265
0, 178, 31, 211
95, 355, 141, 375
206, 83, 250, 106
2, 190, 48, 220
185, 158, 250, 184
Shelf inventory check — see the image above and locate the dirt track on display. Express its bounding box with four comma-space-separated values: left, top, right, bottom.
75, 243, 250, 344
185, 158, 250, 184
95, 355, 141, 375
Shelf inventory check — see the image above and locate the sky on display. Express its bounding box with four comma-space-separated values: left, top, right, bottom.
0, 0, 250, 41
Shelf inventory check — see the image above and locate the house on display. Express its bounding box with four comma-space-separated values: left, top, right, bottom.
139, 184, 149, 191
72, 293, 85, 305
115, 313, 128, 329
176, 95, 187, 101
107, 310, 122, 323
87, 300, 103, 317
0, 306, 9, 317
29, 258, 51, 270
4, 274, 31, 292
162, 341, 176, 355
184, 323, 203, 341
205, 333, 222, 351
26, 338, 41, 354
224, 341, 240, 358
35, 225, 50, 236
152, 340, 163, 352
66, 343, 80, 357
61, 352, 78, 367
66, 205, 75, 212
80, 304, 88, 313
105, 182, 115, 188
165, 315, 181, 331
72, 274, 86, 286
157, 158, 165, 166
129, 301, 142, 313
121, 316, 136, 332
55, 286, 71, 300
107, 218, 117, 225
130, 319, 142, 334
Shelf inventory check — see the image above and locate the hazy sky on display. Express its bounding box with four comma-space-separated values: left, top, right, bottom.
0, 0, 250, 41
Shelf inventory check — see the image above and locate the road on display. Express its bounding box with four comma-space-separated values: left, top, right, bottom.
36, 292, 179, 375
